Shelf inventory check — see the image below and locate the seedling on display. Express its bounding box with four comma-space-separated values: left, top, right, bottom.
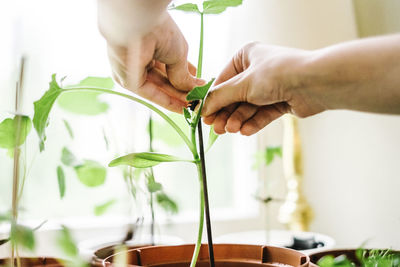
317, 249, 400, 267
32, 0, 242, 266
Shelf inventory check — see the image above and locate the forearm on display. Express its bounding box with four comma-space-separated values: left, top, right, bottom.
98, 0, 171, 46
298, 34, 400, 114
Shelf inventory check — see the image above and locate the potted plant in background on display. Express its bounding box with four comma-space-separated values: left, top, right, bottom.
0, 58, 89, 267
38, 76, 182, 263
309, 248, 400, 267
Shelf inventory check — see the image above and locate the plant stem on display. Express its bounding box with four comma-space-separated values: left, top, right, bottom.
148, 115, 155, 246
191, 11, 215, 267
190, 162, 205, 267
64, 87, 196, 155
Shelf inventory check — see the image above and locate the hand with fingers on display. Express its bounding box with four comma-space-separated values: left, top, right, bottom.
202, 42, 320, 136
202, 34, 400, 136
98, 0, 204, 113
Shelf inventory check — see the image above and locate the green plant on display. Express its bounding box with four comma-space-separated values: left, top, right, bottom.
317, 249, 400, 267
33, 0, 242, 266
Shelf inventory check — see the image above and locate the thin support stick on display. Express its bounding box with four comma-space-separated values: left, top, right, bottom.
197, 120, 215, 267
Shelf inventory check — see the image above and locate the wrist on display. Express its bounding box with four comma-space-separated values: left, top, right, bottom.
282, 49, 330, 116
98, 0, 170, 46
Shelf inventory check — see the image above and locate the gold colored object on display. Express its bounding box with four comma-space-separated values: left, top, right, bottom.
279, 115, 313, 231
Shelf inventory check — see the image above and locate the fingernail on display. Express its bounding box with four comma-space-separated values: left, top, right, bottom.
195, 78, 206, 86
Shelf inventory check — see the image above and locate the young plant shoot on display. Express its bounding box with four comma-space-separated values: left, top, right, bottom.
32, 0, 243, 266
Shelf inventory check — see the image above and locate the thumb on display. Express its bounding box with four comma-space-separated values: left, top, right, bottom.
166, 60, 204, 91
202, 73, 248, 117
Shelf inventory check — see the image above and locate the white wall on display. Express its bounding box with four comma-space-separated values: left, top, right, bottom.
228, 0, 400, 248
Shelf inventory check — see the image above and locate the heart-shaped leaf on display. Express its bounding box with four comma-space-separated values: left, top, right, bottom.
74, 160, 106, 187
170, 3, 200, 13
186, 78, 215, 101
33, 74, 63, 152
109, 152, 192, 168
0, 115, 32, 150
203, 0, 242, 14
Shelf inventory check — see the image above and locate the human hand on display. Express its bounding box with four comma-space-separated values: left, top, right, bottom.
202, 42, 325, 135
101, 12, 204, 113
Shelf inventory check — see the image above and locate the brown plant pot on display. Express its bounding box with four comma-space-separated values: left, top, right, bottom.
0, 257, 66, 267
91, 244, 152, 266
102, 244, 311, 267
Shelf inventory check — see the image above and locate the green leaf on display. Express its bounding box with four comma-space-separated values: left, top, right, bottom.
74, 160, 106, 187
72, 76, 114, 89
203, 0, 242, 14
183, 108, 192, 125
170, 3, 200, 13
10, 224, 35, 251
94, 199, 116, 216
57, 166, 66, 199
56, 226, 78, 257
0, 115, 32, 150
63, 119, 74, 139
33, 74, 64, 152
109, 152, 192, 168
57, 91, 109, 115
265, 146, 282, 165
156, 192, 178, 214
151, 113, 189, 147
206, 125, 219, 152
146, 173, 162, 193
58, 77, 113, 115
61, 147, 80, 167
186, 78, 215, 101
0, 212, 11, 222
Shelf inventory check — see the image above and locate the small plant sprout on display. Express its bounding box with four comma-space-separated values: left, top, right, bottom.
32, 0, 243, 266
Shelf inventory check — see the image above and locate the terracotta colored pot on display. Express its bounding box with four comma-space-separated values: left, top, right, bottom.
0, 257, 65, 267
91, 244, 152, 266
102, 244, 311, 267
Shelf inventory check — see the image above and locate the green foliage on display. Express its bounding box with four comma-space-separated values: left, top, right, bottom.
145, 172, 162, 193
186, 79, 214, 101
150, 113, 189, 147
203, 0, 243, 14
109, 152, 191, 168
10, 224, 35, 251
57, 91, 109, 115
156, 192, 178, 214
59, 77, 114, 116
94, 199, 116, 216
56, 226, 78, 257
206, 125, 218, 152
0, 115, 32, 150
33, 74, 63, 152
171, 0, 242, 14
254, 146, 282, 168
317, 255, 354, 267
61, 147, 80, 166
74, 160, 106, 187
57, 166, 66, 199
63, 119, 74, 139
171, 3, 200, 13
317, 249, 400, 267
